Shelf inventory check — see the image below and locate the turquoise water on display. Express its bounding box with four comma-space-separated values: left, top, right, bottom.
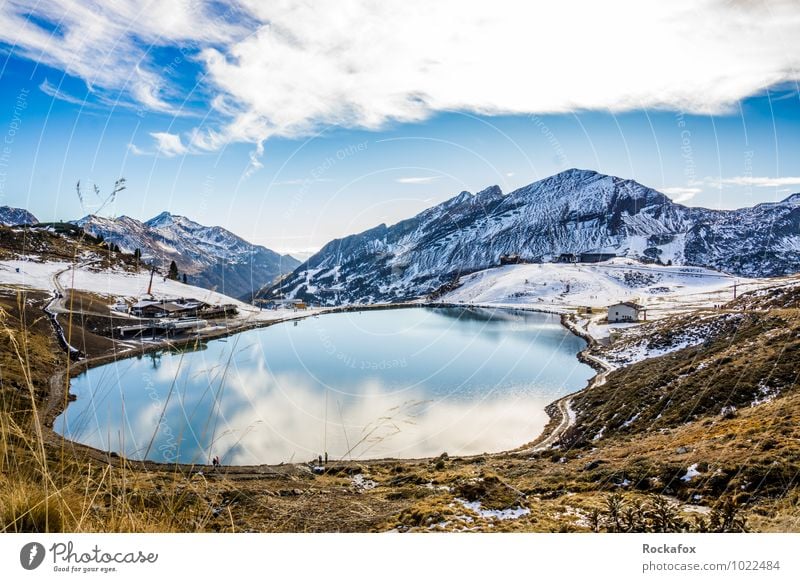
55, 307, 594, 464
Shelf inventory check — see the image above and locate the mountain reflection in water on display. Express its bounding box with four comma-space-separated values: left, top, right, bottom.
55, 307, 594, 464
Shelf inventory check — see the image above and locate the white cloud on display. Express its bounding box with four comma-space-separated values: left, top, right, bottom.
716, 176, 800, 188
271, 178, 334, 186
662, 186, 703, 203
663, 177, 800, 201
396, 176, 438, 185
0, 0, 245, 114
150, 132, 187, 157
127, 143, 147, 156
4, 0, 800, 159
199, 0, 800, 151
39, 78, 86, 106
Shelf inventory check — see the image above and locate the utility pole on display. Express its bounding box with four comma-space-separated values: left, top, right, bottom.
147, 266, 156, 296
733, 280, 738, 300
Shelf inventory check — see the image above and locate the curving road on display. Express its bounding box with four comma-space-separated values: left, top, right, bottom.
523, 316, 616, 454
43, 260, 101, 357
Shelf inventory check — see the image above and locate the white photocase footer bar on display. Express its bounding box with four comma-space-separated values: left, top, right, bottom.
1, 533, 797, 581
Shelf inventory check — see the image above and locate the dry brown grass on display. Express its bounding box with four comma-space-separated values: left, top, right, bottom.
0, 289, 211, 533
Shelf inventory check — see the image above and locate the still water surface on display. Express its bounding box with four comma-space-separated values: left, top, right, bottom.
55, 307, 594, 464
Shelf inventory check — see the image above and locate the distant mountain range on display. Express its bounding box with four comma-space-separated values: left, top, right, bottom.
6, 169, 799, 305
0, 205, 38, 226
76, 212, 299, 301
263, 169, 800, 305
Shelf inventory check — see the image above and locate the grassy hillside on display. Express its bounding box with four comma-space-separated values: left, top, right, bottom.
0, 224, 143, 271
559, 284, 800, 513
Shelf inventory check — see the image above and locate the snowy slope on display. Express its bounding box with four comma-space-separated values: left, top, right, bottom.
442, 259, 741, 312
75, 212, 299, 300
0, 205, 38, 226
65, 265, 255, 310
0, 258, 323, 326
267, 169, 800, 304
0, 257, 248, 309
595, 312, 747, 367
0, 258, 69, 290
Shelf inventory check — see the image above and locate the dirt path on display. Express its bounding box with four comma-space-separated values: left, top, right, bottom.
527, 396, 573, 453
522, 362, 614, 454
43, 263, 85, 356
519, 314, 616, 454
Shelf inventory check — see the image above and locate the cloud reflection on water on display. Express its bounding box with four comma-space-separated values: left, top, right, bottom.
56, 308, 593, 464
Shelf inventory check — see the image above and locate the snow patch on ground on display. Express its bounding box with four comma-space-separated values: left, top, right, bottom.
586, 319, 638, 340
455, 498, 530, 521
553, 505, 591, 529
681, 463, 701, 482
751, 382, 781, 406
351, 474, 377, 491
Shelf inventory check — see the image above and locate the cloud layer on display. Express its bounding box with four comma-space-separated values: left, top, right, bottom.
716, 176, 800, 188
150, 132, 188, 157
661, 186, 703, 204
396, 176, 439, 185
663, 175, 800, 204
3, 0, 800, 156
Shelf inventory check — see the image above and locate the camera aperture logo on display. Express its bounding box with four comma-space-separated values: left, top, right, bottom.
19, 541, 158, 574
20, 542, 46, 570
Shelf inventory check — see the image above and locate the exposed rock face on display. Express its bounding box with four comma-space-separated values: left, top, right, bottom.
0, 206, 38, 226
266, 169, 800, 304
77, 212, 299, 300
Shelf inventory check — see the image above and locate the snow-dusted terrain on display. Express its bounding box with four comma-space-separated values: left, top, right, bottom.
0, 205, 38, 226
444, 259, 729, 306
76, 212, 299, 300
440, 258, 793, 350
0, 257, 249, 309
593, 311, 747, 367
268, 169, 800, 304
443, 259, 752, 314
0, 258, 70, 290
64, 264, 254, 310
0, 258, 318, 325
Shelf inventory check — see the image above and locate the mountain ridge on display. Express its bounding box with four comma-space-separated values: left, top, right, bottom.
0, 205, 39, 226
75, 212, 299, 301
264, 168, 800, 304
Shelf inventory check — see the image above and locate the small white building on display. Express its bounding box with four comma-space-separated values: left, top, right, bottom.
607, 301, 644, 323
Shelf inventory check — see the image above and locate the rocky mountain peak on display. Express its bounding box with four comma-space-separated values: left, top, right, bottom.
266, 170, 800, 305
0, 206, 39, 226
73, 212, 299, 300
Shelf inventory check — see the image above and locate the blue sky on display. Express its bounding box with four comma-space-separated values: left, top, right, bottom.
1, 1, 799, 256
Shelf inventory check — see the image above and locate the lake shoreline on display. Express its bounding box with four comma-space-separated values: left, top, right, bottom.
42, 302, 603, 471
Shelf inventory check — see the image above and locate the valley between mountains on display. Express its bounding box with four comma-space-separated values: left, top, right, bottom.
1, 168, 798, 532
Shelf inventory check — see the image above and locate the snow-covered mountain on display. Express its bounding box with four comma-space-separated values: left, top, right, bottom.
265, 169, 800, 304
76, 212, 299, 300
0, 205, 38, 226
